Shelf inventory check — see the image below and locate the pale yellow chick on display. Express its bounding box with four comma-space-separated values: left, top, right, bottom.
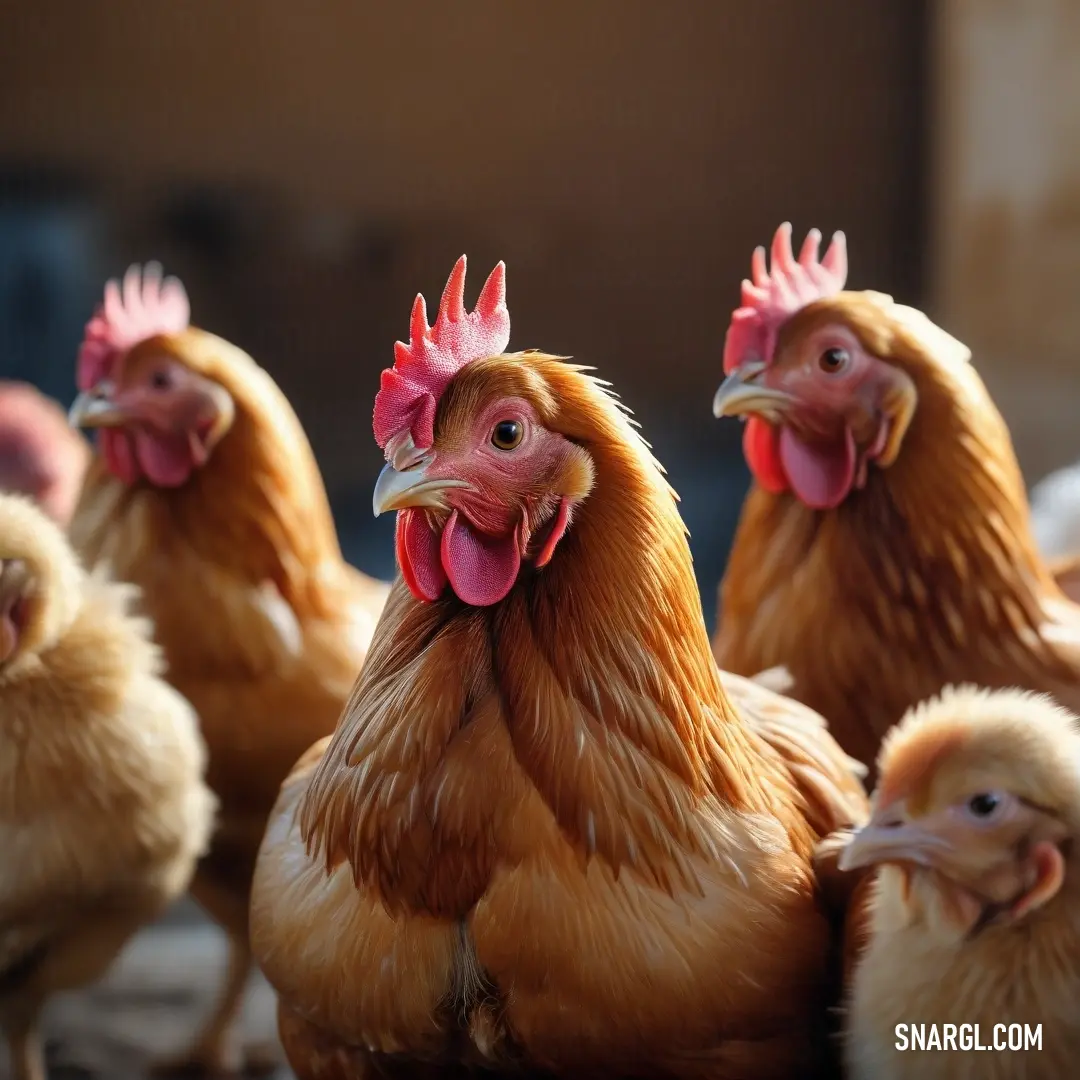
837, 685, 1080, 1080
0, 493, 216, 1080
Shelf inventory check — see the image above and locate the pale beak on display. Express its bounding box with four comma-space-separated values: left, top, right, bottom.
68, 384, 129, 429
837, 816, 954, 872
712, 362, 795, 420
372, 461, 469, 517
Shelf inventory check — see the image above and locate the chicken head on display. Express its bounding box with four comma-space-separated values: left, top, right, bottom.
712, 222, 921, 509
837, 686, 1078, 935
372, 257, 594, 606
69, 341, 235, 488
69, 265, 235, 488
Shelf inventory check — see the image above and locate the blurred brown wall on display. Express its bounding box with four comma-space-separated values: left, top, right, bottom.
0, 1, 926, 498
933, 0, 1080, 482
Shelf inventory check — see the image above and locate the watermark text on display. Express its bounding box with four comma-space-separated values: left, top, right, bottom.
895, 1024, 1041, 1052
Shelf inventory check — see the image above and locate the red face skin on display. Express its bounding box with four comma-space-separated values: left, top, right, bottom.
717, 321, 915, 510
376, 393, 592, 608
71, 345, 234, 489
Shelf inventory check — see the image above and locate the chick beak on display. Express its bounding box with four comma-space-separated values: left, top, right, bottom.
68, 383, 129, 429
712, 362, 796, 421
837, 814, 954, 872
372, 461, 469, 518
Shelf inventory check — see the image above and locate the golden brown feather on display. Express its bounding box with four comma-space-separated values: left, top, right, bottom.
252, 353, 866, 1080
715, 293, 1080, 775
69, 328, 388, 1074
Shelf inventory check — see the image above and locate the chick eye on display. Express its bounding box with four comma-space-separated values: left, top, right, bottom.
149, 369, 173, 391
818, 347, 849, 373
491, 420, 523, 451
964, 791, 1010, 822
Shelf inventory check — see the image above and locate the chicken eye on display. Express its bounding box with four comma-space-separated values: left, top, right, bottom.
491, 420, 524, 451
149, 368, 173, 391
818, 347, 850, 373
965, 791, 1009, 821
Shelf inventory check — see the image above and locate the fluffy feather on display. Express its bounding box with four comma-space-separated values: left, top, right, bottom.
837, 686, 1080, 1079
0, 493, 215, 1080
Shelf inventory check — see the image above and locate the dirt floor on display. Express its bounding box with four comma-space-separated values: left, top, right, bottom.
0, 900, 294, 1080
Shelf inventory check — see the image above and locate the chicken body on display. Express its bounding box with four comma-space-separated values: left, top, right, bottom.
0, 493, 215, 1080
69, 303, 389, 1072
0, 381, 89, 525
252, 332, 866, 1080
1045, 551, 1080, 604
837, 687, 1080, 1080
712, 231, 1080, 774
1030, 458, 1080, 560
848, 879, 1078, 1080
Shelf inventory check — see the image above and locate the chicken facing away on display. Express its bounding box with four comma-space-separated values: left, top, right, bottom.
711, 222, 1080, 776
0, 492, 216, 1080
1030, 459, 1080, 560
0, 381, 89, 525
1030, 462, 1080, 602
1046, 552, 1080, 604
250, 257, 867, 1080
833, 686, 1080, 1080
66, 265, 390, 1075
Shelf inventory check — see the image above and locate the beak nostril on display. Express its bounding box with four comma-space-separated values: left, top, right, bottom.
68, 382, 124, 430
866, 803, 904, 830
389, 448, 430, 473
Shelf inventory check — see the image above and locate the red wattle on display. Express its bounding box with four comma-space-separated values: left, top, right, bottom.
441, 509, 521, 607
743, 418, 789, 494
133, 430, 195, 488
395, 510, 448, 602
534, 497, 571, 568
101, 430, 139, 484
777, 425, 857, 510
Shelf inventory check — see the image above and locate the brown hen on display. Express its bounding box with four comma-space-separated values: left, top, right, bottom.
712, 223, 1080, 777
67, 266, 389, 1075
250, 257, 866, 1080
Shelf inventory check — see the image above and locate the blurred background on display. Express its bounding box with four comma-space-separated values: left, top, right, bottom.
0, 1, 933, 626
1, 1, 1078, 1077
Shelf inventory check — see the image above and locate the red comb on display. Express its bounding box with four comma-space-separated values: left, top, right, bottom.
722, 223, 847, 374
77, 263, 190, 391
373, 255, 510, 453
